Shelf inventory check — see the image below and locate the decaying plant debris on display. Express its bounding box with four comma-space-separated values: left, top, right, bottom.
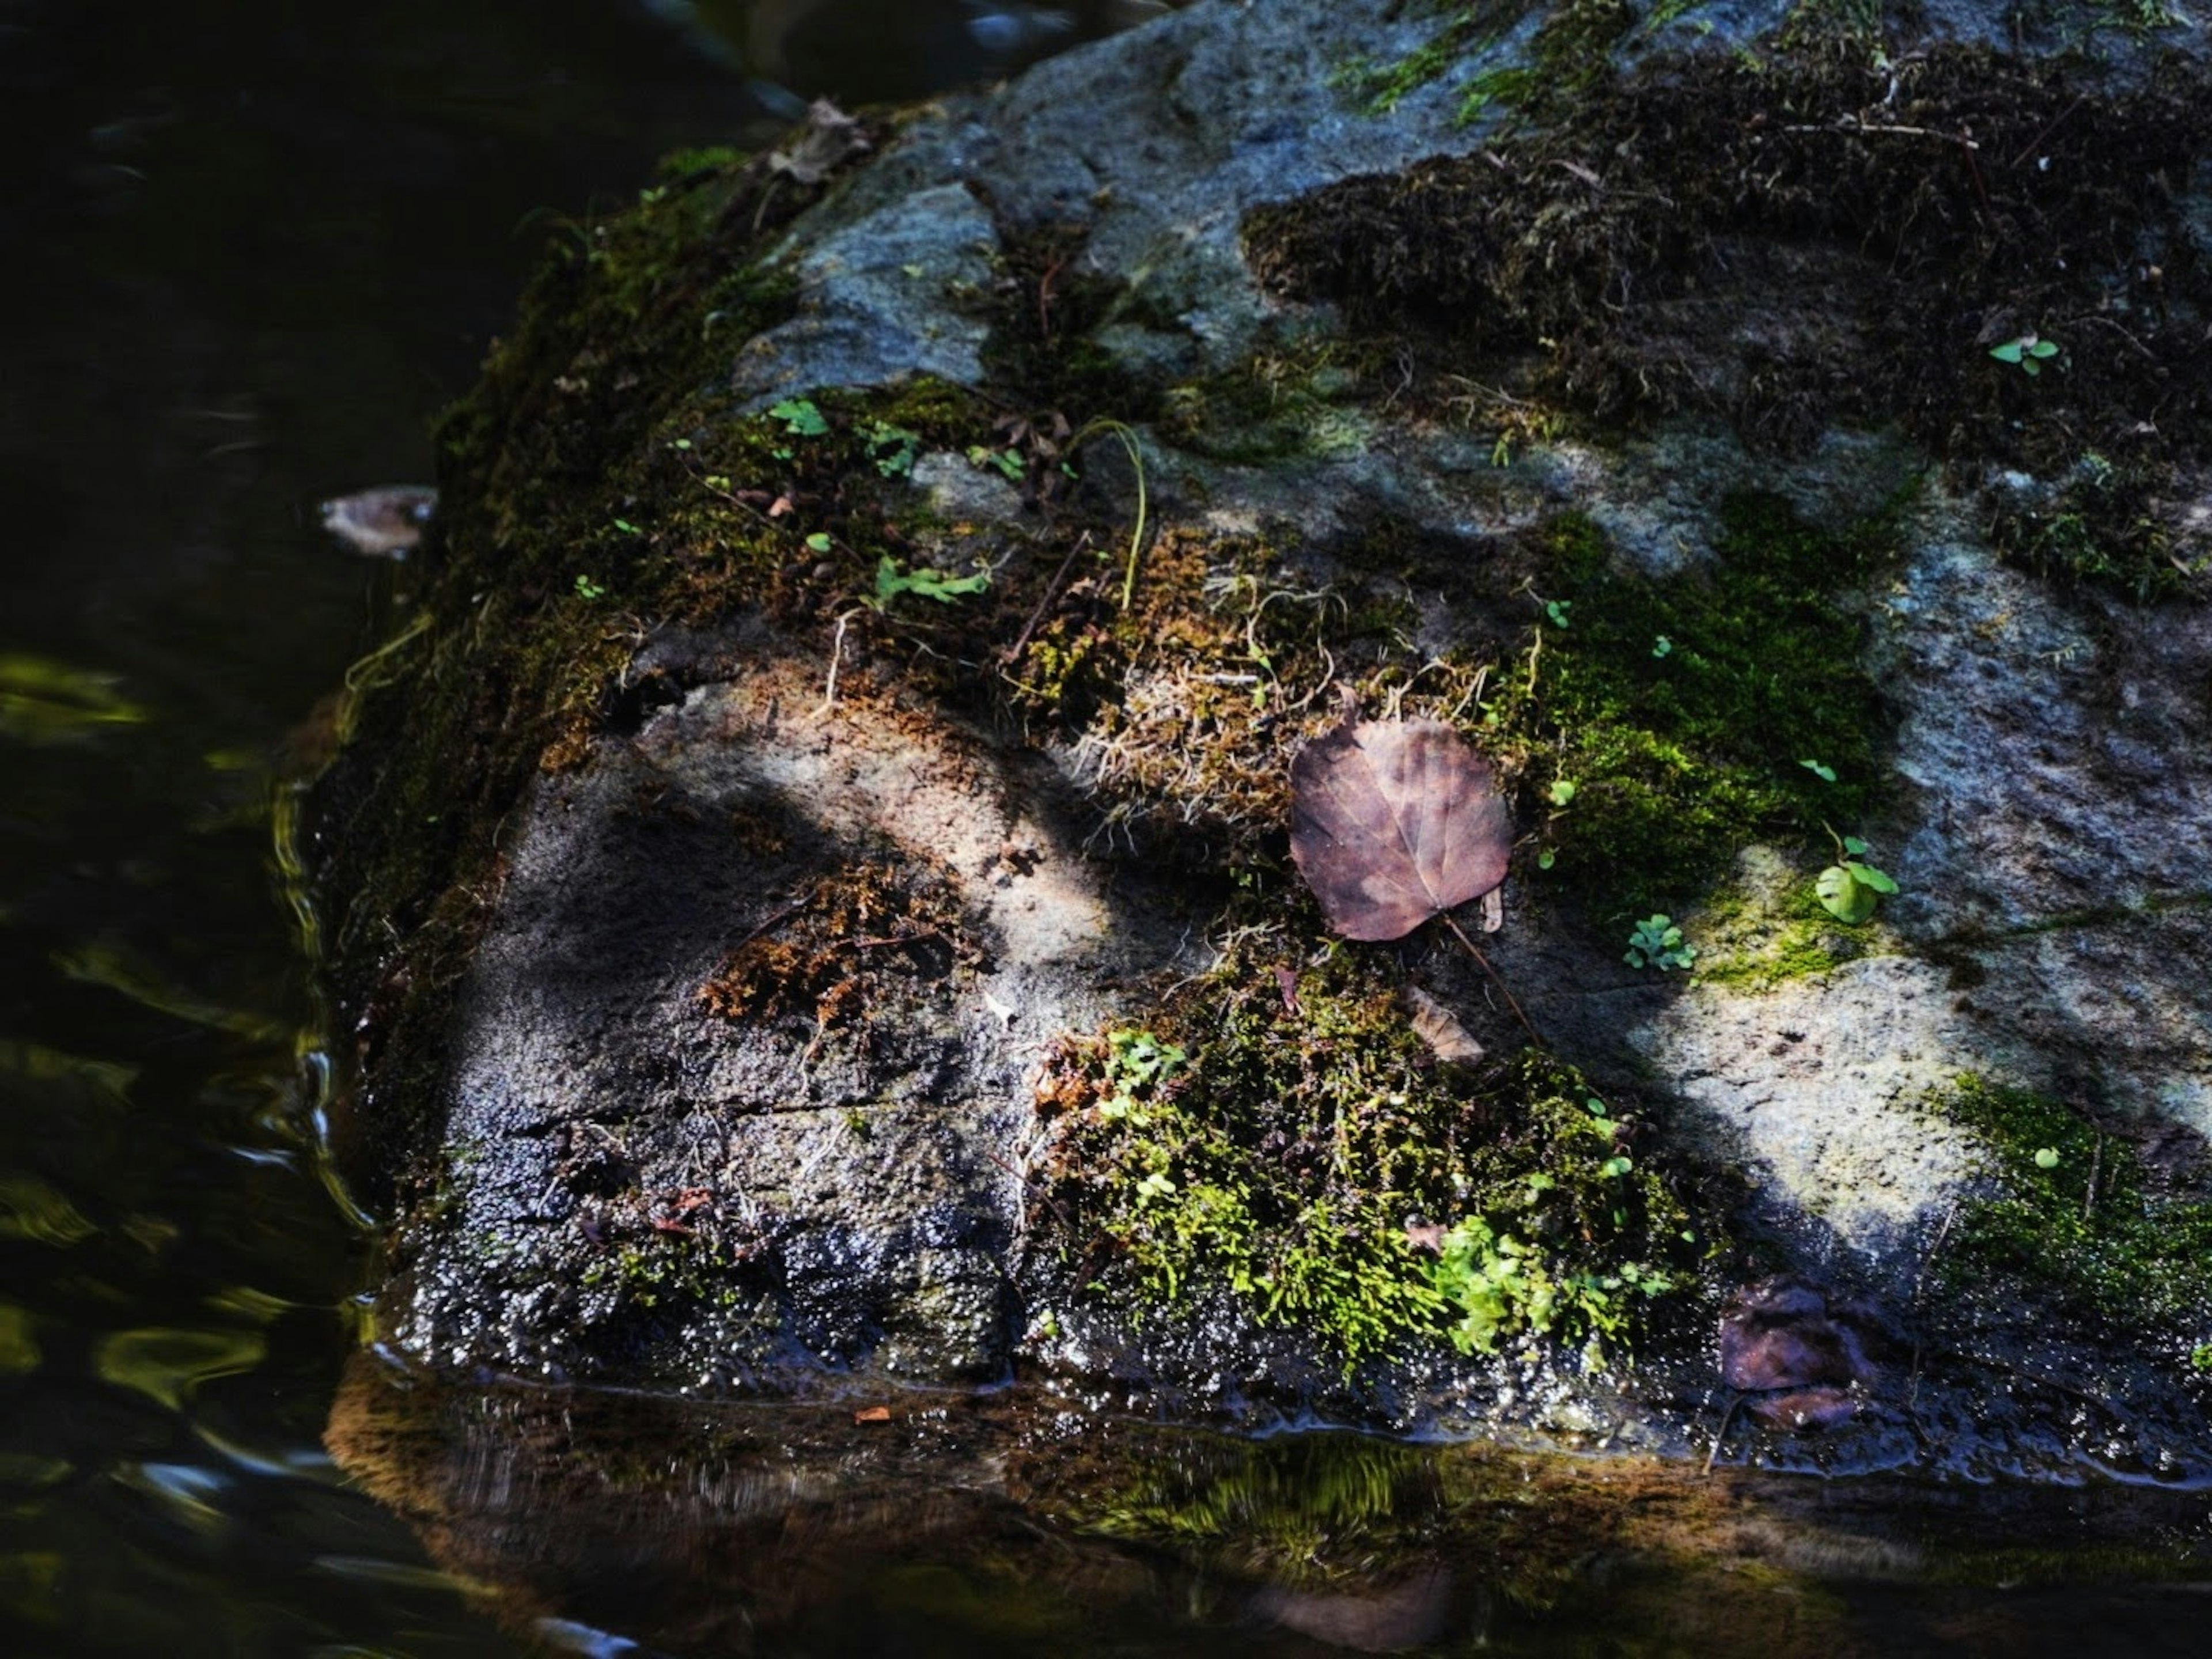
1247, 44, 2212, 594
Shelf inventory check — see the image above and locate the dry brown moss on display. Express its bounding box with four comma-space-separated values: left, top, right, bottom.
1248, 43, 2212, 597
696, 857, 976, 1036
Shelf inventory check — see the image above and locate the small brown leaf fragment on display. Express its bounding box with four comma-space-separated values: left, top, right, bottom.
853, 1404, 892, 1425
1403, 1220, 1448, 1255
768, 99, 870, 186
1403, 986, 1484, 1066
1274, 965, 1302, 1015
1289, 719, 1512, 942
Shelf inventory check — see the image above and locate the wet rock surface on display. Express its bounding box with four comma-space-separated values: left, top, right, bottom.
314, 0, 2212, 1494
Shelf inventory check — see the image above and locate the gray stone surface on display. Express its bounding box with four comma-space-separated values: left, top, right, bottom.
352, 0, 2212, 1472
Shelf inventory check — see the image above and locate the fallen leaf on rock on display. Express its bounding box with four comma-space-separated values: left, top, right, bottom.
1717, 1276, 1881, 1430
1403, 985, 1484, 1065
769, 99, 870, 186
853, 1404, 892, 1425
1289, 718, 1511, 942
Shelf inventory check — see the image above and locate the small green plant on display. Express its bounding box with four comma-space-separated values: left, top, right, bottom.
1548, 778, 1578, 806
2192, 1343, 2212, 1373
862, 420, 921, 477
1097, 1028, 1188, 1124
611, 517, 641, 536
967, 444, 1025, 482
1544, 598, 1573, 628
804, 532, 833, 553
1624, 915, 1695, 971
870, 555, 990, 609
573, 575, 605, 600
1651, 635, 1673, 658
1814, 828, 1899, 925
1990, 334, 2062, 377
1799, 758, 1837, 782
2034, 1146, 2061, 1170
1428, 1214, 1675, 1355
768, 396, 830, 435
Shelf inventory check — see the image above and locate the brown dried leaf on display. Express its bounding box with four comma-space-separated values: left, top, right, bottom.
1289, 719, 1512, 942
768, 100, 870, 187
1403, 986, 1484, 1066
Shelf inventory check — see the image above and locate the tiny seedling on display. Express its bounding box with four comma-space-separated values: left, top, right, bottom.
1544, 599, 1573, 628
768, 397, 830, 436
1814, 828, 1899, 925
967, 444, 1025, 482
2033, 1147, 2061, 1170
1548, 778, 1578, 807
574, 575, 605, 600
804, 532, 833, 553
1652, 635, 1673, 658
1097, 1028, 1188, 1123
1624, 914, 1695, 972
1800, 759, 1837, 783
872, 554, 990, 609
862, 420, 921, 478
1990, 334, 2062, 377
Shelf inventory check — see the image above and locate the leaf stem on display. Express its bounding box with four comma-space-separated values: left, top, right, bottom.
1442, 911, 1540, 1042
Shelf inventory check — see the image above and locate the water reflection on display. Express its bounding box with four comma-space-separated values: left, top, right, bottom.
325, 1355, 2212, 1656
0, 0, 766, 1649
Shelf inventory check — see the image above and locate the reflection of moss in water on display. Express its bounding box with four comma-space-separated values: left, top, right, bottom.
1070, 1431, 1441, 1578
1931, 1076, 2212, 1336
1036, 938, 1702, 1365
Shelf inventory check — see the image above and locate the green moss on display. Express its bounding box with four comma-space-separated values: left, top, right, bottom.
1691, 878, 1867, 987
1495, 495, 1900, 923
1035, 940, 1702, 1365
1332, 0, 1649, 128
1931, 1077, 2212, 1338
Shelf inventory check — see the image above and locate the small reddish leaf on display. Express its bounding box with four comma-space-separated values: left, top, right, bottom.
1289, 719, 1512, 941
1403, 986, 1484, 1065
853, 1404, 892, 1424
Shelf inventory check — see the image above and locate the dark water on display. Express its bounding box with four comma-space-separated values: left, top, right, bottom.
0, 3, 766, 1651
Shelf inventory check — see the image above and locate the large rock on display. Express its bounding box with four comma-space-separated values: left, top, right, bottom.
314, 0, 2212, 1490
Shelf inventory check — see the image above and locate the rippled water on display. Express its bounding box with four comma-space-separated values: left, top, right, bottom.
1, 2, 763, 1650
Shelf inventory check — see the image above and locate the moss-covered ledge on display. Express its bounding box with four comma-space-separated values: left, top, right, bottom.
308, 0, 2212, 1495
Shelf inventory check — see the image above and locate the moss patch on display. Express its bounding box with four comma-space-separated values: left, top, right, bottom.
1931, 1075, 2212, 1340
1031, 936, 1704, 1365
1495, 494, 1901, 923
1251, 43, 2212, 599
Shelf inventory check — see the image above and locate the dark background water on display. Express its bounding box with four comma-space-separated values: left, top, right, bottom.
0, 3, 816, 1652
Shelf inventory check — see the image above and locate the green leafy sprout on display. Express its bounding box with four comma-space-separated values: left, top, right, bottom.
1814, 828, 1899, 925
767, 396, 830, 436
872, 555, 990, 609
1624, 914, 1695, 972
1990, 334, 2062, 377
573, 575, 606, 601
1097, 1028, 1189, 1124
862, 419, 921, 478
